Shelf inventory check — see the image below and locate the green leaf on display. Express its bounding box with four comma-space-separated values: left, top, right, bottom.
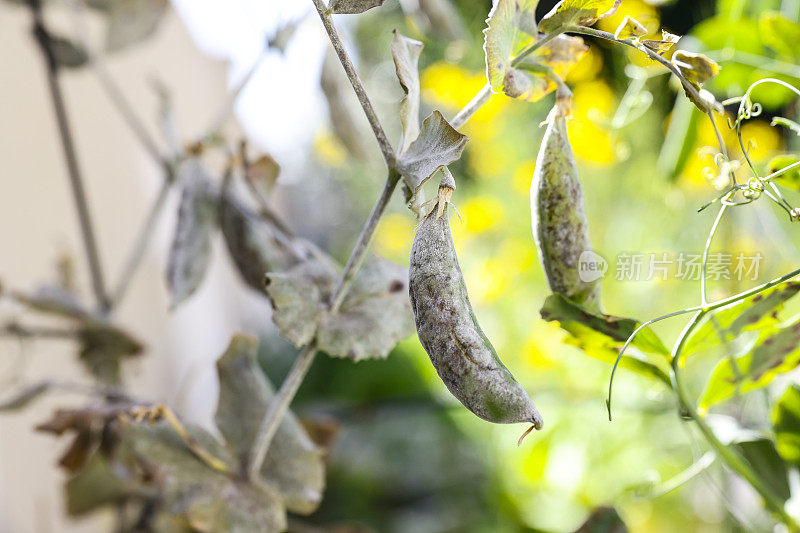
104, 0, 169, 52
215, 334, 325, 514
731, 438, 791, 502
329, 0, 385, 14
773, 384, 800, 464
614, 15, 647, 40
538, 0, 621, 34
771, 117, 800, 137
484, 0, 539, 95
391, 30, 424, 155
573, 506, 628, 533
508, 35, 588, 101
0, 382, 51, 412
167, 159, 218, 307
700, 318, 800, 410
77, 322, 143, 384
683, 281, 800, 358
759, 11, 800, 60
768, 154, 800, 189
396, 111, 468, 208
540, 294, 670, 384
66, 454, 132, 516
316, 255, 415, 361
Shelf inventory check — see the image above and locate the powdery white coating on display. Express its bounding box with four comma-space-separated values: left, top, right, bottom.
409, 204, 543, 427
532, 106, 601, 309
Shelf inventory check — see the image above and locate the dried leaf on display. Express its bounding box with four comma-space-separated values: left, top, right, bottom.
105, 0, 169, 52
0, 382, 51, 412
220, 187, 317, 294
246, 154, 280, 198
391, 30, 424, 155
671, 50, 719, 86
265, 257, 340, 347
538, 0, 621, 34
396, 111, 468, 208
77, 322, 143, 384
642, 30, 679, 55
614, 15, 647, 40
317, 256, 415, 361
48, 35, 89, 69
329, 0, 385, 14
167, 160, 218, 307
507, 35, 588, 101
215, 334, 325, 514
13, 285, 91, 320
123, 421, 286, 533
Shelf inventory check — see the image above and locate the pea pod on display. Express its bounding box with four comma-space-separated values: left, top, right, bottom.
409, 171, 543, 430
532, 103, 601, 309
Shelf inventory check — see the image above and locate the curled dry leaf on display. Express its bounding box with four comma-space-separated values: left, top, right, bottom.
215, 334, 325, 514
167, 159, 218, 307
329, 0, 385, 14
671, 50, 721, 111
537, 0, 621, 34
614, 15, 647, 40
396, 111, 468, 209
391, 30, 424, 155
219, 184, 321, 295
641, 29, 679, 55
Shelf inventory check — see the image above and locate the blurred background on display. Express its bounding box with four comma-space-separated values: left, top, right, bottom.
2, 0, 800, 531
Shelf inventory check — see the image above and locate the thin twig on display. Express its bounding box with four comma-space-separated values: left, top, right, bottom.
248, 344, 317, 480
109, 178, 173, 308
29, 0, 110, 313
310, 0, 396, 167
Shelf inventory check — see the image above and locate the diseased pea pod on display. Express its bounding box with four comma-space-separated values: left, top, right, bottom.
409, 171, 543, 432
532, 103, 601, 309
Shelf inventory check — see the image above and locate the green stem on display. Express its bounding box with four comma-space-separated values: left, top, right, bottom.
669, 312, 800, 530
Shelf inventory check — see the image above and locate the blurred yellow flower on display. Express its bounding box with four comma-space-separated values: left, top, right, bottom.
373, 213, 413, 258
313, 130, 347, 167
740, 120, 783, 162
567, 118, 616, 165
497, 237, 536, 275
573, 80, 616, 120
566, 46, 604, 84
598, 0, 660, 36
461, 195, 506, 233
468, 139, 510, 178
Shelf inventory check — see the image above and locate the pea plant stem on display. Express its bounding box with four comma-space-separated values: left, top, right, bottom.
311, 0, 396, 168
29, 0, 111, 314
669, 312, 800, 531
248, 1, 403, 477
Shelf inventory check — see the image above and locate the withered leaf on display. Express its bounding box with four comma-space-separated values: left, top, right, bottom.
483, 0, 538, 96
329, 0, 385, 14
77, 322, 143, 384
317, 255, 415, 361
671, 50, 719, 86
396, 111, 467, 208
505, 35, 587, 101
642, 30, 679, 55
167, 159, 218, 307
215, 334, 325, 514
104, 0, 169, 52
391, 30, 424, 155
14, 285, 91, 321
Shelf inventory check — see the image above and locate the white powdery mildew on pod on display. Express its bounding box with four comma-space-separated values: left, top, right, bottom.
532, 104, 601, 309
409, 180, 543, 428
